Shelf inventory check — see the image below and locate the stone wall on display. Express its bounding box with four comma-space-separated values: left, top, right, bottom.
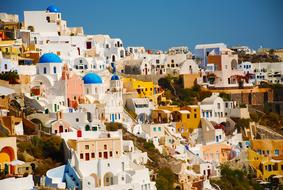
230, 90, 273, 106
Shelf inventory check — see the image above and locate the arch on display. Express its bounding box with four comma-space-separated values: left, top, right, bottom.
59, 125, 63, 133
112, 55, 116, 62
1, 146, 15, 161
268, 174, 276, 182
103, 172, 114, 186
31, 75, 53, 90
171, 111, 181, 122
27, 26, 34, 32
30, 118, 43, 130
23, 119, 40, 135
90, 173, 100, 187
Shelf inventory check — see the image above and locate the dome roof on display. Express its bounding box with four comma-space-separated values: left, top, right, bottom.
46, 5, 60, 13
111, 74, 120, 81
39, 53, 62, 63
83, 72, 102, 84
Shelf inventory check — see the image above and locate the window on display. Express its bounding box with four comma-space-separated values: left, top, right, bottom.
46, 16, 50, 23
194, 114, 197, 118
274, 149, 279, 156
76, 118, 79, 122
104, 145, 107, 150
86, 41, 92, 49
80, 153, 83, 159
153, 127, 156, 132
217, 103, 220, 109
187, 114, 190, 119
85, 145, 89, 149
116, 151, 118, 155
110, 151, 113, 157
267, 165, 272, 171
4, 64, 7, 70
99, 152, 102, 158
91, 153, 95, 158
158, 127, 161, 131
156, 59, 160, 64
53, 66, 57, 74
43, 67, 47, 74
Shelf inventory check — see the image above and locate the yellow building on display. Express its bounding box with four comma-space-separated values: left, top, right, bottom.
182, 73, 200, 89
0, 40, 23, 58
247, 140, 283, 181
123, 77, 163, 104
151, 105, 201, 138
172, 106, 201, 138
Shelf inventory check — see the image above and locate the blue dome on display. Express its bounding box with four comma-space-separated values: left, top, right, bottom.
46, 5, 60, 13
39, 53, 62, 63
111, 74, 120, 80
83, 72, 102, 84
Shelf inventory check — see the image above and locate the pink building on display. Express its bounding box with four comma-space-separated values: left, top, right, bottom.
61, 64, 84, 108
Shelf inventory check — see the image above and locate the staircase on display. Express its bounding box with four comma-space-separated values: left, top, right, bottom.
123, 108, 138, 132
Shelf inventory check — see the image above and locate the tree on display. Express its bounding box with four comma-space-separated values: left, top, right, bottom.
211, 165, 263, 190
156, 167, 175, 190
0, 70, 20, 84
235, 119, 250, 131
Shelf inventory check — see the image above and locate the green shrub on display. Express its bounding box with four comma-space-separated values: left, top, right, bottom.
156, 167, 175, 190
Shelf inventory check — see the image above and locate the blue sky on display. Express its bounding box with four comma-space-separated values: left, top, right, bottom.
1, 0, 283, 50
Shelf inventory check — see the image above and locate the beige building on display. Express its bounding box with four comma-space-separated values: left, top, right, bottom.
67, 131, 122, 161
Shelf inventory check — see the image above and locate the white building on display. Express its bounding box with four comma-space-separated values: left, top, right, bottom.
126, 98, 152, 123
252, 62, 283, 84
45, 130, 156, 190
199, 93, 226, 124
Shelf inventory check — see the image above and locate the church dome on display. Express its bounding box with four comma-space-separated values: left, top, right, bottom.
46, 5, 60, 13
39, 53, 62, 63
83, 72, 102, 84
111, 74, 120, 81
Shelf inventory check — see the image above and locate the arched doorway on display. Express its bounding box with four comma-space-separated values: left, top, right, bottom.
1, 146, 15, 161
59, 125, 63, 133
103, 172, 114, 186
90, 173, 100, 187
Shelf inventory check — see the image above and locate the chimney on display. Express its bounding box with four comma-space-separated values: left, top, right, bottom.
77, 130, 82, 138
